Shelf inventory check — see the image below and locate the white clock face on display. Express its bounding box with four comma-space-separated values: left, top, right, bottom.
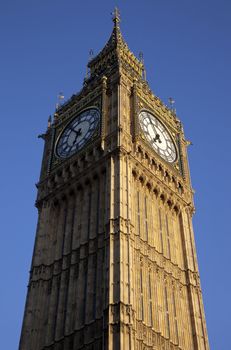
56, 108, 100, 159
139, 111, 177, 163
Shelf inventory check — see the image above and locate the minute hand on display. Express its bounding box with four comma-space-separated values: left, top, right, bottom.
70, 126, 78, 134
153, 133, 162, 143
150, 124, 162, 144
72, 128, 82, 144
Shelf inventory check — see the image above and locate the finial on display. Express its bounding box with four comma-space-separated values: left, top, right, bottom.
86, 49, 94, 79
56, 92, 65, 110
112, 7, 120, 27
168, 97, 176, 115
139, 52, 144, 63
47, 115, 52, 128
89, 49, 94, 60
168, 97, 175, 105
139, 51, 147, 81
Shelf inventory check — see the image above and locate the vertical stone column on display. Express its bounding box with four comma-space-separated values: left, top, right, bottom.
184, 286, 194, 348
152, 193, 160, 252
63, 191, 77, 336
95, 172, 105, 322
34, 199, 59, 349
101, 75, 107, 150
45, 198, 66, 344
58, 193, 76, 339
119, 155, 134, 349
110, 153, 121, 350
54, 196, 70, 341
180, 206, 210, 350
168, 209, 176, 264
31, 201, 50, 267
84, 180, 97, 325
66, 188, 82, 335
131, 79, 138, 142
173, 210, 185, 269
176, 286, 186, 349
20, 200, 55, 350
152, 267, 160, 334
158, 204, 164, 255
180, 208, 195, 271
44, 201, 60, 346
19, 207, 40, 350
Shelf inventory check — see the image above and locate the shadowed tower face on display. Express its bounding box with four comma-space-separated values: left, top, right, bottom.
19, 9, 209, 350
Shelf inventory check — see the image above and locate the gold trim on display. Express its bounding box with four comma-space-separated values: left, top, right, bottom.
54, 106, 101, 160
138, 109, 178, 163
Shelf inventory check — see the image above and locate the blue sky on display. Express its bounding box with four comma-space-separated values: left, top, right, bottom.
0, 1, 230, 348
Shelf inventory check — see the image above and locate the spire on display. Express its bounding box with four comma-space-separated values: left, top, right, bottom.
110, 7, 123, 44
87, 9, 144, 80
107, 6, 125, 49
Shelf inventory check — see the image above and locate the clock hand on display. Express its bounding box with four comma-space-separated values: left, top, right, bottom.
149, 121, 162, 144
153, 133, 162, 144
72, 128, 82, 144
70, 126, 79, 134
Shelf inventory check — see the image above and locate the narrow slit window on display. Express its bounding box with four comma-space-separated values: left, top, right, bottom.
148, 272, 153, 327
144, 196, 148, 241
172, 289, 179, 344
92, 253, 97, 320
140, 267, 144, 321
158, 208, 164, 253
87, 191, 92, 240
137, 191, 141, 236
83, 260, 88, 324
165, 214, 171, 259
164, 286, 170, 338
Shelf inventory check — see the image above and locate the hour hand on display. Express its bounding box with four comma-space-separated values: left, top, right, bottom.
72, 128, 82, 144
153, 133, 162, 143
70, 126, 78, 134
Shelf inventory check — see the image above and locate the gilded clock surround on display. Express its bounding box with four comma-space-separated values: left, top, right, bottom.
20, 9, 209, 350
55, 107, 100, 159
51, 97, 102, 170
138, 109, 178, 164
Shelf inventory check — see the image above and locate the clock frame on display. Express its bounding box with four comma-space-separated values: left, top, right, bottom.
55, 107, 100, 159
138, 110, 177, 164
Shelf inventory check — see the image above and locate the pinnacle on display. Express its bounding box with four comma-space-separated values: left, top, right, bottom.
87, 9, 144, 80
112, 7, 121, 28
100, 7, 126, 52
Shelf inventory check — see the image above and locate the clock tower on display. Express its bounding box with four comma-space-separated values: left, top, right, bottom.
19, 10, 209, 350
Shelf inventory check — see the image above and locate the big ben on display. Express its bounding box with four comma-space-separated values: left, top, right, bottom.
19, 9, 210, 350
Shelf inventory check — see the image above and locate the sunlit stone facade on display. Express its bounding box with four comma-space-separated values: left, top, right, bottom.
19, 10, 209, 350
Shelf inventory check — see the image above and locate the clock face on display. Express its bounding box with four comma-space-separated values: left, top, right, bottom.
56, 108, 100, 159
139, 111, 177, 163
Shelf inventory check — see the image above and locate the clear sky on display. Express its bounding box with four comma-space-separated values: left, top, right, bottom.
0, 0, 230, 349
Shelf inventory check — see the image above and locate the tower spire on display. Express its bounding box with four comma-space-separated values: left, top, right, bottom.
87, 8, 144, 81
111, 7, 122, 43
112, 7, 121, 28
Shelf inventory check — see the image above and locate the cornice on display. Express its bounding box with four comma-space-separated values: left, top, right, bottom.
135, 85, 181, 133
129, 153, 194, 210
35, 145, 122, 206
53, 84, 102, 127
